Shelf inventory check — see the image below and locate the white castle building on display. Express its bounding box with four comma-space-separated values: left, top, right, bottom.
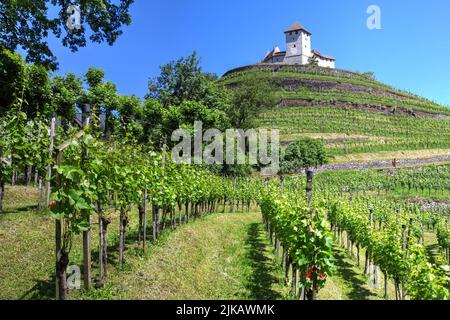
262, 21, 336, 68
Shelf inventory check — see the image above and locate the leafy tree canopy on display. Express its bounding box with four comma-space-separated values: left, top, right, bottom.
0, 0, 134, 70
146, 52, 231, 111
0, 48, 27, 112
281, 138, 328, 174
227, 76, 277, 129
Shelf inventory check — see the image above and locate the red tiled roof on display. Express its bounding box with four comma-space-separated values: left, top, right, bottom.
284, 21, 311, 35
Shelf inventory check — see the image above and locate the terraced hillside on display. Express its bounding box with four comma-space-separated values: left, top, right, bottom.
221, 64, 450, 163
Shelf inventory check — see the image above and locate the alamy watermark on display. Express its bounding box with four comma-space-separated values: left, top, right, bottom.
66, 5, 82, 31
67, 265, 81, 290
171, 122, 280, 175
367, 5, 382, 30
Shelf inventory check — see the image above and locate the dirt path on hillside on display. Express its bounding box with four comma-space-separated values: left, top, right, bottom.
314, 156, 450, 173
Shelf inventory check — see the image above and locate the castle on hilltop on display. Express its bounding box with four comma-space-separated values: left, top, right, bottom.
262, 21, 336, 69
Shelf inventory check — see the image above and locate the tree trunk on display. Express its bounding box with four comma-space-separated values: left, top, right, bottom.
373, 260, 378, 288
185, 202, 189, 224
83, 217, 91, 290
364, 250, 370, 274
97, 200, 103, 285
291, 266, 298, 297
285, 256, 291, 284
102, 216, 110, 279
0, 181, 4, 212
34, 167, 39, 186
138, 204, 144, 244
143, 190, 147, 252
57, 251, 69, 300
306, 288, 317, 300
37, 178, 43, 210
11, 168, 16, 186
306, 170, 314, 207
119, 208, 128, 266
26, 166, 32, 186
152, 205, 157, 242
275, 239, 280, 262
156, 207, 161, 235
384, 273, 388, 298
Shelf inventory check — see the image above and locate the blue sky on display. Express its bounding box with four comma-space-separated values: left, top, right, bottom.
46, 0, 450, 106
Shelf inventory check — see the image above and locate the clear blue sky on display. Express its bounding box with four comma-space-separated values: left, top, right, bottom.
47, 0, 450, 106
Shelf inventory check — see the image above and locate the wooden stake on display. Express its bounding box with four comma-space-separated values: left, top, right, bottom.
45, 115, 56, 207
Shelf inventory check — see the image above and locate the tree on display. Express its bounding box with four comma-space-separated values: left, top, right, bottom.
308, 55, 319, 66
84, 67, 119, 139
23, 64, 52, 117
141, 99, 165, 145
280, 138, 328, 174
228, 76, 277, 129
147, 52, 204, 107
0, 0, 134, 70
51, 73, 84, 128
362, 71, 376, 80
146, 52, 231, 111
1, 48, 52, 117
0, 48, 27, 113
117, 95, 143, 139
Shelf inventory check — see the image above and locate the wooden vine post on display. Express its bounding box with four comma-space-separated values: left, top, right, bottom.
55, 149, 65, 300
302, 169, 315, 301
400, 224, 407, 300
82, 107, 92, 290
155, 136, 167, 239
45, 114, 56, 207
143, 188, 148, 252
54, 123, 89, 299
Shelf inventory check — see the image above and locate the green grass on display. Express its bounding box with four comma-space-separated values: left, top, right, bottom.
0, 186, 292, 300
221, 66, 449, 115
258, 106, 450, 158
221, 65, 450, 162
1, 186, 416, 300
74, 211, 291, 300
318, 246, 395, 300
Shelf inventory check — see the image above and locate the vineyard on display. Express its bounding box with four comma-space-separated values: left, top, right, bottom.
222, 65, 450, 163
2, 56, 450, 301
2, 108, 450, 300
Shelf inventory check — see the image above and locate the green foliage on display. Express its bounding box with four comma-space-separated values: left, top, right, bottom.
23, 64, 52, 117
0, 0, 134, 70
281, 138, 328, 173
308, 56, 319, 67
406, 244, 449, 300
51, 73, 84, 126
222, 67, 448, 115
146, 52, 217, 108
85, 67, 106, 89
227, 75, 277, 129
260, 187, 335, 295
362, 71, 376, 80
0, 48, 27, 113
260, 106, 450, 157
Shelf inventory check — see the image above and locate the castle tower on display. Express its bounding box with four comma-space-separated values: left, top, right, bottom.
283, 21, 312, 65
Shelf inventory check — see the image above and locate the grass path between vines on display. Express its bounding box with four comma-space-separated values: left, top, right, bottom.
77, 211, 291, 300
1, 186, 400, 300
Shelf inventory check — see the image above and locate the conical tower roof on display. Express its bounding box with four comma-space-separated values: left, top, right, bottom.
284, 21, 311, 35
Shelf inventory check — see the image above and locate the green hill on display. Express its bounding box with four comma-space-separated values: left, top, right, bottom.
221, 64, 450, 164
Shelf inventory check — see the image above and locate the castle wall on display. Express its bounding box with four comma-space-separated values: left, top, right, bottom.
317, 58, 335, 68
262, 23, 335, 68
